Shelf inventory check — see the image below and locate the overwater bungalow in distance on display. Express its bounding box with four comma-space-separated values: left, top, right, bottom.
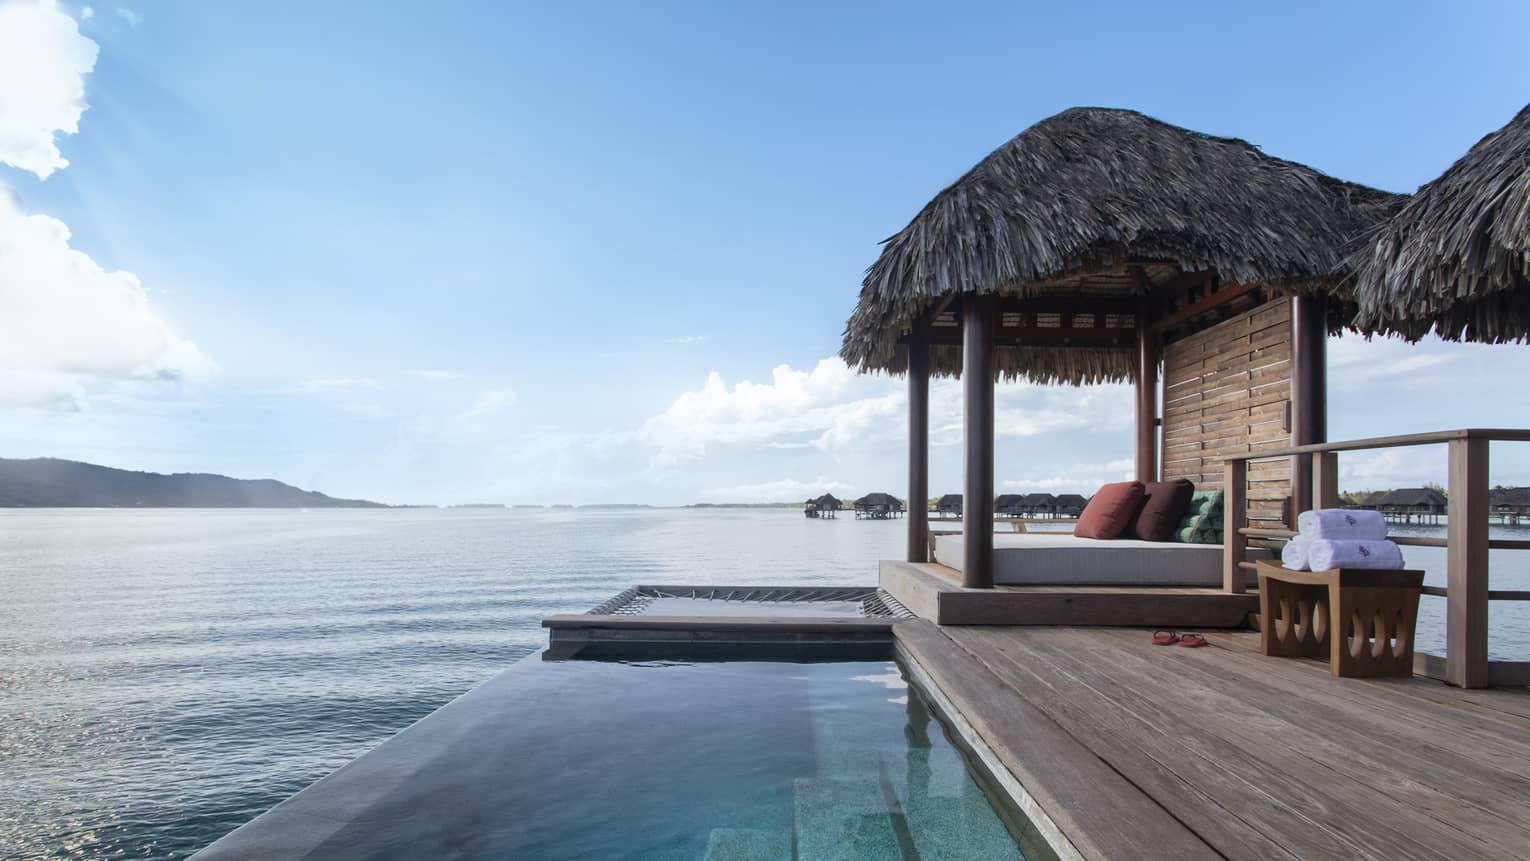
1490, 486, 1530, 524
204, 105, 1530, 861
803, 493, 843, 518
1371, 487, 1448, 523
853, 492, 904, 519
931, 493, 962, 519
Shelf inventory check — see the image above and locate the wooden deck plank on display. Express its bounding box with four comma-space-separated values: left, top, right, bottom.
893, 621, 1219, 861
1049, 630, 1529, 858
1187, 631, 1530, 768
904, 625, 1530, 861
940, 629, 1302, 859
950, 627, 1497, 861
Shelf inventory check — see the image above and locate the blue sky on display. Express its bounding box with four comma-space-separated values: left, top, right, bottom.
2, 0, 1529, 504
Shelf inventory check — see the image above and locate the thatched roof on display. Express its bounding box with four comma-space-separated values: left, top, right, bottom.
842, 107, 1405, 384
1353, 104, 1530, 342
855, 492, 902, 509
1374, 487, 1447, 509
1490, 487, 1530, 507
1053, 493, 1089, 507
935, 493, 962, 511
1017, 492, 1057, 507
812, 493, 843, 509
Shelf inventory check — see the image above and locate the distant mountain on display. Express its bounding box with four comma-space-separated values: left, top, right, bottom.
0, 458, 387, 508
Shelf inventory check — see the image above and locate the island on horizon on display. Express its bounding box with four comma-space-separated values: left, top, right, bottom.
0, 457, 387, 509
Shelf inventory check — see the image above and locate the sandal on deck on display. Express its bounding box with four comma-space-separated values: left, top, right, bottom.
1178, 633, 1208, 648
1151, 630, 1181, 646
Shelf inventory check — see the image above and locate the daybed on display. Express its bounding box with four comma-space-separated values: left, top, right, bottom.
933, 533, 1241, 587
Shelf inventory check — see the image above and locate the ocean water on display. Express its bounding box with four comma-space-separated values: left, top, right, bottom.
1, 508, 1527, 859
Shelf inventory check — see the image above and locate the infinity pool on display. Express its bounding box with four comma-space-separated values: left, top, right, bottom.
195, 653, 1038, 859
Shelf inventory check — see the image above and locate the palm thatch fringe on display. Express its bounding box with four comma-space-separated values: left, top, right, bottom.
842, 107, 1405, 383
1352, 103, 1530, 342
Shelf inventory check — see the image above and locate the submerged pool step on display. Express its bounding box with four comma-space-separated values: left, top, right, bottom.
703, 827, 791, 861
793, 777, 908, 861
891, 749, 1025, 860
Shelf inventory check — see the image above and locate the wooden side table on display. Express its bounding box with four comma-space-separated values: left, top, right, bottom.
1255, 560, 1425, 678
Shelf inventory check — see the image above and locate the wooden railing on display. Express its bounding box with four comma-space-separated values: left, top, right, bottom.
1222, 428, 1530, 689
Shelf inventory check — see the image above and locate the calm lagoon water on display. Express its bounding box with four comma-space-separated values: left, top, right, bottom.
2, 508, 1527, 858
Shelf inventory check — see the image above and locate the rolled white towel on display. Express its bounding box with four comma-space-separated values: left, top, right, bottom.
1306, 539, 1405, 571
1281, 535, 1312, 571
1297, 509, 1387, 541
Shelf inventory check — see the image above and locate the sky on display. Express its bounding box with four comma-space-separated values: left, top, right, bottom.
1, 0, 1529, 505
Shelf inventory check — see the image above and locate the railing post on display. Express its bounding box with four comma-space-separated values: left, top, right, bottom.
1313, 452, 1339, 510
1447, 437, 1490, 688
1223, 459, 1247, 593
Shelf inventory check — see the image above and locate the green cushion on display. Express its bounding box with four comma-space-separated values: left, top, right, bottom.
1174, 490, 1224, 543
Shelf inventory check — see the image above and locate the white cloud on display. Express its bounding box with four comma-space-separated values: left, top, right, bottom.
80, 6, 93, 20
291, 377, 381, 393
0, 0, 98, 179
113, 6, 139, 27
1329, 335, 1459, 386
402, 369, 466, 382
641, 358, 905, 464
701, 476, 854, 503
1339, 448, 1447, 492
662, 335, 708, 345
0, 192, 214, 407
1000, 458, 1134, 493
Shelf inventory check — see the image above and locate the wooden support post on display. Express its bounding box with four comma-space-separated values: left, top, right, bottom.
1223, 459, 1248, 593
906, 332, 930, 564
1447, 437, 1490, 688
1289, 293, 1328, 520
962, 296, 996, 589
1135, 304, 1158, 483
1313, 452, 1340, 510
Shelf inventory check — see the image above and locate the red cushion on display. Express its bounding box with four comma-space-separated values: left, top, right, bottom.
1074, 481, 1145, 540
1126, 479, 1195, 541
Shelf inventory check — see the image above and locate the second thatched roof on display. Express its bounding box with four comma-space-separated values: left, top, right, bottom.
842, 107, 1405, 384
1352, 103, 1530, 342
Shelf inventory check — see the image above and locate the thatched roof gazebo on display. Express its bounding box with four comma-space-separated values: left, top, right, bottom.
843, 107, 1406, 586
1353, 103, 1530, 342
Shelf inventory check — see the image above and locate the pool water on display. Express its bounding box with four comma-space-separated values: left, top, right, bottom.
196, 655, 1036, 860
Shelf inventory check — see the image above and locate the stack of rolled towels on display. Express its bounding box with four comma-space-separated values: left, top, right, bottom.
1282, 509, 1405, 571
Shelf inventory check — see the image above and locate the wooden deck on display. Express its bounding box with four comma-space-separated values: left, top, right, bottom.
896, 621, 1530, 860
882, 560, 1259, 627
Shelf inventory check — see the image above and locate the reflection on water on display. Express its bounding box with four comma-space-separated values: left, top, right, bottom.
202, 658, 1029, 860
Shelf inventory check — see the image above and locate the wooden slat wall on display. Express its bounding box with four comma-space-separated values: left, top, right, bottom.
1162, 299, 1291, 524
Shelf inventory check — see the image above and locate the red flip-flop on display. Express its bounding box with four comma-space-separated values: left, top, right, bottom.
1151, 630, 1181, 646
1178, 633, 1208, 648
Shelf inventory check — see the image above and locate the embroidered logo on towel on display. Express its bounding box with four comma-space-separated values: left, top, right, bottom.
1358, 545, 1372, 557
1344, 514, 1358, 525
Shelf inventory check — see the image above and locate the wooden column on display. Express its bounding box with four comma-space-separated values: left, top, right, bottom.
1135, 305, 1158, 483
1289, 293, 1328, 518
906, 331, 930, 564
962, 296, 996, 589
1447, 437, 1490, 688
1223, 459, 1248, 593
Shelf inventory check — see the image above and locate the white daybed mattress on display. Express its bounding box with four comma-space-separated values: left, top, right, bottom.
933, 532, 1245, 587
